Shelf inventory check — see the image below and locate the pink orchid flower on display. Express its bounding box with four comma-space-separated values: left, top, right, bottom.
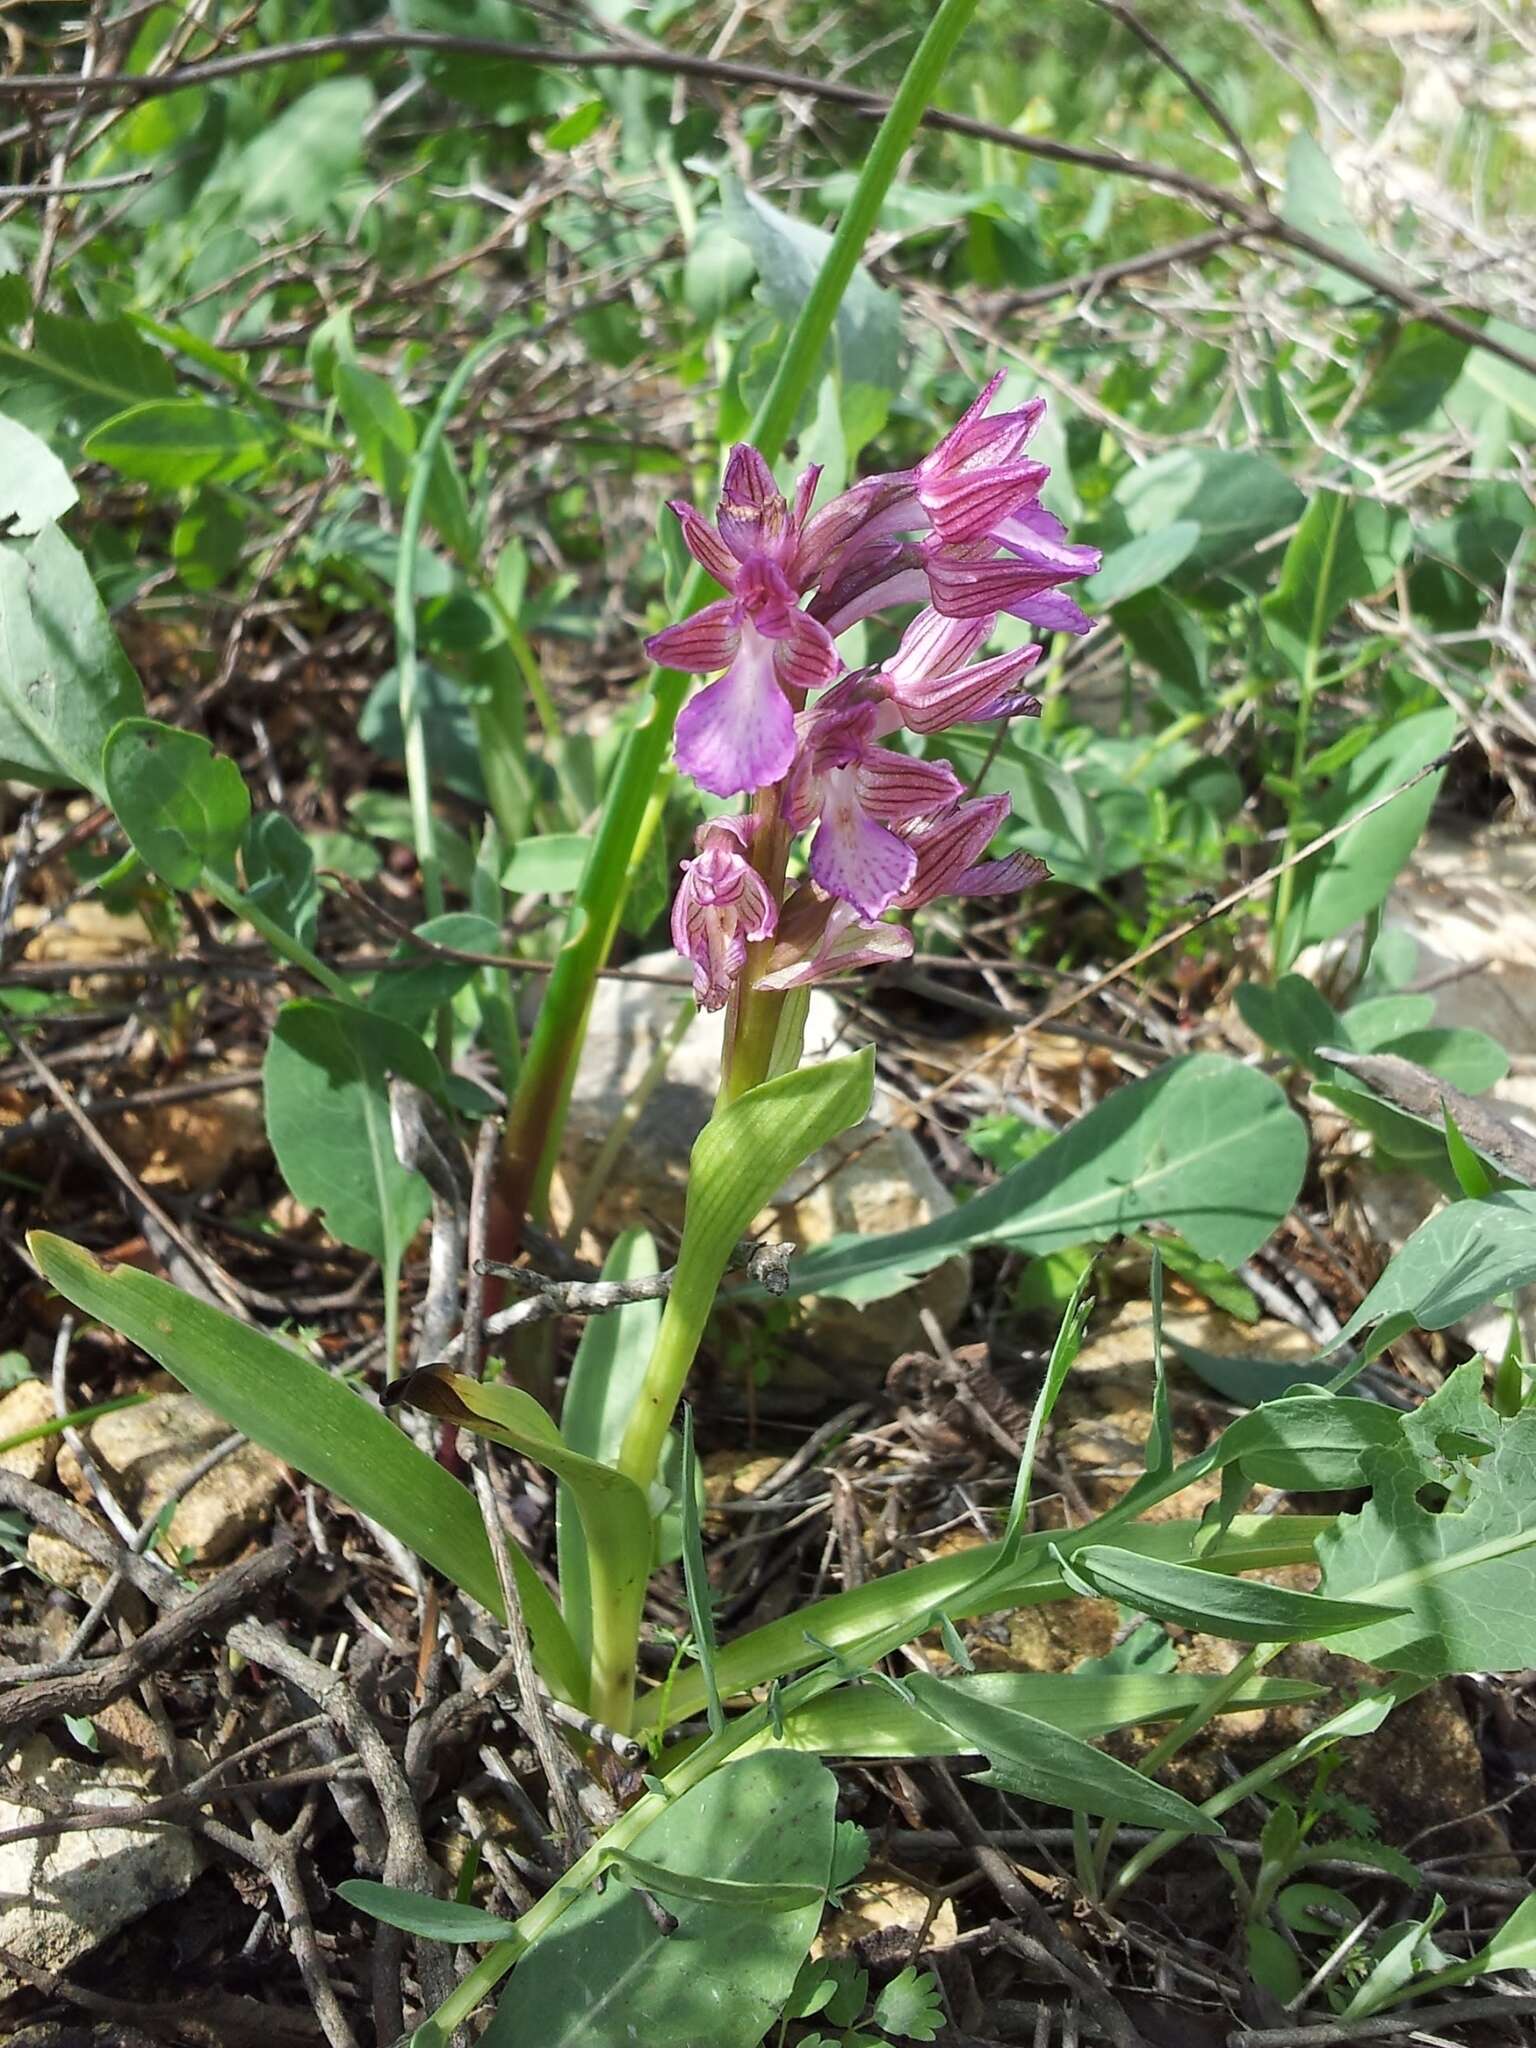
783, 698, 963, 919
670, 816, 778, 1011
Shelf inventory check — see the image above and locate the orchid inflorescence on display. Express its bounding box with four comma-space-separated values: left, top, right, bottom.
648, 376, 1101, 1014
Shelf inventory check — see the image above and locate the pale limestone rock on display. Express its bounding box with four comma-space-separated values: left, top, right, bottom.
76, 1392, 287, 1565
0, 1376, 58, 1485
0, 1739, 200, 1994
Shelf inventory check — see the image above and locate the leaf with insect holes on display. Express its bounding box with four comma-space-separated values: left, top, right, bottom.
103, 718, 250, 887
1318, 1371, 1536, 1676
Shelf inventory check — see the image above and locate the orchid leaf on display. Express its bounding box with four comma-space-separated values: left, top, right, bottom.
25, 1232, 584, 1702
1055, 1544, 1404, 1642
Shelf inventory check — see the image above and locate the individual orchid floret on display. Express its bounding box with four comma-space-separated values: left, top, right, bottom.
756, 886, 913, 994
783, 698, 963, 919
877, 607, 1042, 735
913, 373, 1050, 544
896, 795, 1048, 913
670, 816, 778, 1011
649, 556, 839, 798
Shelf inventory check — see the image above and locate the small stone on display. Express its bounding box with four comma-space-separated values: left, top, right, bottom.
0, 1377, 59, 1485
0, 1737, 200, 1994
26, 1524, 111, 1597
78, 1392, 287, 1566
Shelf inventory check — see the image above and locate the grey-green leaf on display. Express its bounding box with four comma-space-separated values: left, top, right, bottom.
264, 999, 437, 1269
902, 1675, 1222, 1834
0, 413, 77, 534
102, 718, 250, 888
338, 1880, 517, 1944
774, 1055, 1305, 1305
0, 523, 143, 794
1060, 1544, 1403, 1642
84, 400, 272, 488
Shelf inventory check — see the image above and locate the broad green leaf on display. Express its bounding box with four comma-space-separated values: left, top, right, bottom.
1356, 322, 1472, 435
1278, 707, 1457, 969
264, 1000, 437, 1372
217, 78, 375, 228
558, 1229, 664, 1667
485, 1752, 835, 2048
502, 834, 595, 895
545, 99, 607, 151
1116, 587, 1210, 713
102, 718, 250, 888
766, 1670, 1319, 1759
1237, 977, 1506, 1097
600, 1850, 822, 1912
773, 1055, 1305, 1306
676, 1049, 875, 1306
1319, 1389, 1536, 1674
338, 1880, 516, 1944
84, 400, 271, 488
721, 175, 902, 396
1340, 1902, 1452, 2020
682, 220, 757, 323
1057, 1544, 1403, 1642
1084, 522, 1199, 607
1263, 492, 1411, 677
1461, 317, 1536, 432
638, 1514, 1328, 1734
367, 910, 501, 1029
1334, 1191, 1536, 1357
0, 412, 76, 533
902, 1674, 1221, 1834
242, 811, 320, 950
1281, 132, 1393, 303
1115, 449, 1303, 573
1211, 1394, 1402, 1490
0, 310, 175, 438
389, 1369, 652, 1718
0, 523, 143, 794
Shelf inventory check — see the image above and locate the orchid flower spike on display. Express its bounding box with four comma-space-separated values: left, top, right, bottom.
655, 382, 1097, 1010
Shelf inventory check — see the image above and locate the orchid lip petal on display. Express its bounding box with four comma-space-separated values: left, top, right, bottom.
808, 769, 918, 918
674, 620, 797, 797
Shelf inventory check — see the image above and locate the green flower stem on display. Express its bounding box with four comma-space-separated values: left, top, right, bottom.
497, 0, 982, 1228
614, 1271, 716, 1504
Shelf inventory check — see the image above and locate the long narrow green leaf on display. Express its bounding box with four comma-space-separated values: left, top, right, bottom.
636, 1513, 1327, 1734
1056, 1544, 1404, 1642
679, 1407, 723, 1736
27, 1233, 585, 1702
903, 1674, 1221, 1834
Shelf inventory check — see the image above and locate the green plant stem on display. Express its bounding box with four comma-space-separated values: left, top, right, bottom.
202, 871, 353, 1002
1093, 1642, 1273, 1895
1104, 1668, 1391, 1911
496, 0, 982, 1230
